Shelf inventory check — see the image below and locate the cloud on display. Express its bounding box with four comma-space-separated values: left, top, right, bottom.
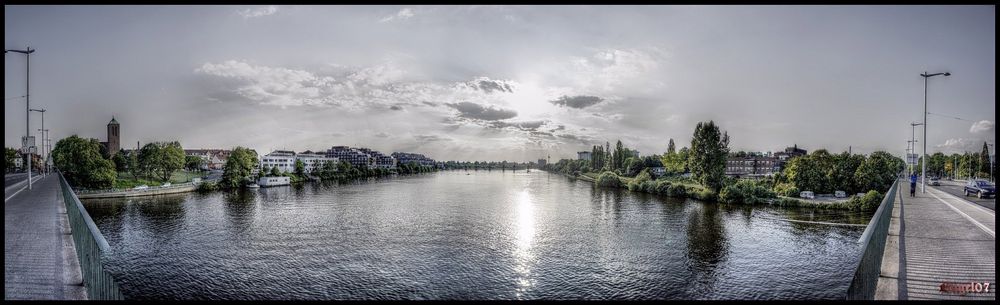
464, 77, 514, 94
415, 134, 452, 142
935, 137, 985, 153
238, 6, 279, 19
374, 132, 390, 138
970, 120, 994, 134
379, 8, 414, 23
488, 120, 547, 131
389, 105, 404, 111
549, 95, 605, 109
196, 60, 335, 108
445, 102, 517, 121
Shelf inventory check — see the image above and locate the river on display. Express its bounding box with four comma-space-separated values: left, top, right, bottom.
82, 170, 871, 300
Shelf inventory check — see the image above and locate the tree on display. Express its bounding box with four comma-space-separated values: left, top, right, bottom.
830, 152, 864, 193
294, 159, 306, 176
127, 151, 140, 180
5, 147, 17, 172
689, 121, 729, 190
158, 142, 185, 182
112, 150, 128, 173
624, 157, 643, 177
613, 140, 626, 171
138, 143, 161, 179
980, 142, 992, 177
270, 165, 282, 177
221, 146, 259, 188
51, 135, 116, 189
784, 155, 823, 193
855, 151, 903, 193
667, 138, 676, 155
185, 155, 206, 171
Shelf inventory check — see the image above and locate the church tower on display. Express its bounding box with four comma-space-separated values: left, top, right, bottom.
107, 116, 120, 156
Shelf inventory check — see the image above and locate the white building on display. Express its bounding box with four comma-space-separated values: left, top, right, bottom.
261, 150, 339, 174
296, 153, 338, 174
260, 150, 296, 173
577, 151, 592, 161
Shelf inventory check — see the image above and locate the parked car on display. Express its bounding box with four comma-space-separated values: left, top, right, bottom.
964, 180, 996, 199
162, 182, 171, 187
799, 191, 816, 199
133, 185, 149, 190
929, 177, 940, 186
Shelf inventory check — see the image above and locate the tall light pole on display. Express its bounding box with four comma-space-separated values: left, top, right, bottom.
920, 71, 950, 193
30, 108, 45, 176
7, 47, 36, 189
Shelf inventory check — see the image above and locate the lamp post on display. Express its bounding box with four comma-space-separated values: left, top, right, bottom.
30, 108, 45, 176
6, 47, 36, 189
920, 71, 950, 193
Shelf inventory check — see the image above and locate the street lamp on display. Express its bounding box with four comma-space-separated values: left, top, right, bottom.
6, 47, 36, 189
30, 108, 45, 176
920, 71, 950, 193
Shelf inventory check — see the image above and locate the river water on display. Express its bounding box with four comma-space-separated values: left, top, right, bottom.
82, 170, 871, 300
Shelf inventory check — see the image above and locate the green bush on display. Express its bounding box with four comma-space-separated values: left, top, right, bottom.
596, 171, 623, 188
655, 180, 673, 195
719, 179, 777, 204
860, 190, 883, 211
640, 180, 658, 193
691, 186, 717, 201
196, 181, 219, 192
668, 184, 688, 197
773, 182, 800, 197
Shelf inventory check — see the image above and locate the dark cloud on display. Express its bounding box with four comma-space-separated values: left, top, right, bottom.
445, 102, 518, 121
374, 132, 390, 138
550, 95, 605, 109
421, 101, 439, 107
389, 105, 404, 111
469, 79, 514, 94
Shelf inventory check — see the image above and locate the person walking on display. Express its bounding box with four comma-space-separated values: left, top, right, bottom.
909, 173, 918, 197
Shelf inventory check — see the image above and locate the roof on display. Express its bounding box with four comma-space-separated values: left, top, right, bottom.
108, 116, 119, 125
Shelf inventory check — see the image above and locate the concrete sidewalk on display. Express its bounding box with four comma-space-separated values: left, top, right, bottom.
4, 174, 87, 300
875, 181, 996, 300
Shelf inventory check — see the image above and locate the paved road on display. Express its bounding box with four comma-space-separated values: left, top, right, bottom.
931, 180, 995, 211
4, 175, 86, 300
5, 173, 28, 188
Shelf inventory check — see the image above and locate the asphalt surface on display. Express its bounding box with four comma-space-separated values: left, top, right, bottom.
929, 180, 996, 211
4, 173, 28, 188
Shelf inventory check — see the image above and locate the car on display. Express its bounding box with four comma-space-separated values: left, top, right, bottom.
161, 182, 172, 187
133, 185, 149, 190
929, 177, 940, 186
964, 180, 996, 199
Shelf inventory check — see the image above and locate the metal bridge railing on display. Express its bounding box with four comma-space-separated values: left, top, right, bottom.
846, 174, 901, 300
57, 172, 125, 300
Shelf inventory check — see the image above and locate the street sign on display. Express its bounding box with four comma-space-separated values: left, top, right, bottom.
907, 153, 918, 165
20, 146, 37, 154
22, 136, 35, 148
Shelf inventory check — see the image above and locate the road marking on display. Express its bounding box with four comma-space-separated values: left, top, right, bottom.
927, 188, 995, 238
4, 175, 43, 203
930, 185, 995, 216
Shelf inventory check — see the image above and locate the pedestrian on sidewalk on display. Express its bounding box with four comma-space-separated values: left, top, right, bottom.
909, 173, 917, 197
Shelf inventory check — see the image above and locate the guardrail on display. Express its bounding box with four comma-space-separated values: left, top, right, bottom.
845, 175, 901, 300
57, 172, 125, 300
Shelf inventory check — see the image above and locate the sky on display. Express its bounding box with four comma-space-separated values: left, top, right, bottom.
4, 5, 996, 162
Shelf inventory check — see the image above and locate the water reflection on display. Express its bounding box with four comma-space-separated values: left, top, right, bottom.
223, 189, 257, 236
513, 189, 536, 298
134, 194, 187, 239
686, 202, 728, 292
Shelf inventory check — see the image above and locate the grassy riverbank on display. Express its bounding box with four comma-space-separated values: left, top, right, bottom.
552, 169, 879, 211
